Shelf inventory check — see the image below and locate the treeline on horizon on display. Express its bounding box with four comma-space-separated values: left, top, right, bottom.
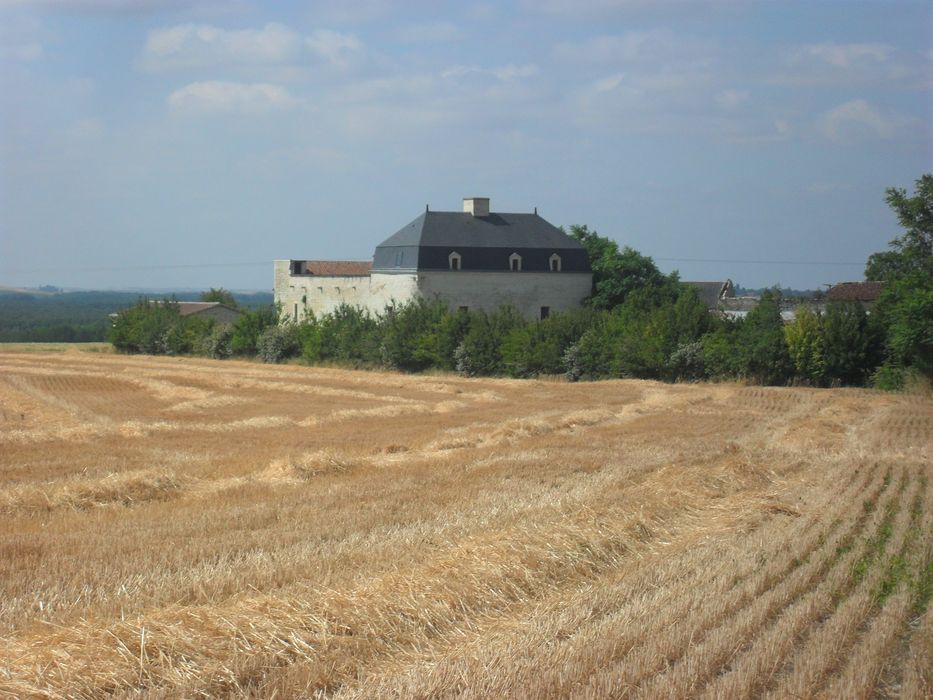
0, 290, 273, 343
108, 175, 932, 391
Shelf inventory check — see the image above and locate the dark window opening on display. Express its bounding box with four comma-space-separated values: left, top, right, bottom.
551, 259, 559, 271
459, 306, 469, 313
293, 303, 298, 321
291, 260, 303, 274
540, 306, 550, 320
511, 258, 520, 271
451, 257, 460, 270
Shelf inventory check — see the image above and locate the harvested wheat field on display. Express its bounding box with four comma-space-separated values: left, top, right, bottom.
0, 348, 930, 698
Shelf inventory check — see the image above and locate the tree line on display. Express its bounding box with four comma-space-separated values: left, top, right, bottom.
109, 175, 931, 389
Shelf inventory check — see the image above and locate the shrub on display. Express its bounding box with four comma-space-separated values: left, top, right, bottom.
230, 305, 279, 356
669, 340, 705, 381
201, 325, 233, 359
257, 324, 300, 363
454, 306, 525, 376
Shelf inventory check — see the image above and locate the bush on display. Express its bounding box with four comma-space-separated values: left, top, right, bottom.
669, 340, 705, 381
380, 300, 451, 371
257, 324, 300, 363
230, 305, 279, 356
301, 304, 380, 366
501, 308, 593, 377
454, 306, 525, 376
200, 325, 233, 359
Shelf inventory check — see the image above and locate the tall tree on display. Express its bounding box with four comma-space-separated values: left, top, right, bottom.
568, 225, 676, 310
865, 174, 933, 379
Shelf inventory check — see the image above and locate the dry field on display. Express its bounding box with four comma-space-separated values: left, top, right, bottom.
0, 348, 930, 699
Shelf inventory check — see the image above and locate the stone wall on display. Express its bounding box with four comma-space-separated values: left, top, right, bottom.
274, 261, 592, 321
416, 270, 592, 319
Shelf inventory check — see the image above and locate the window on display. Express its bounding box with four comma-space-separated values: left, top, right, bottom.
293, 303, 298, 322
459, 306, 469, 313
395, 251, 403, 267
291, 260, 302, 274
509, 252, 522, 271
540, 306, 550, 320
449, 251, 461, 270
549, 254, 562, 272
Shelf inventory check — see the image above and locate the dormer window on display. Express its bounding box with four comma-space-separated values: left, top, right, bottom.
549, 254, 562, 272
509, 253, 522, 272
449, 251, 461, 271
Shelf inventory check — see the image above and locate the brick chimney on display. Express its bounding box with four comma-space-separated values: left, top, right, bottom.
463, 197, 490, 217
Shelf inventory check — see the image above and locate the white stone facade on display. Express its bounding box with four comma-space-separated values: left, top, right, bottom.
274, 260, 591, 321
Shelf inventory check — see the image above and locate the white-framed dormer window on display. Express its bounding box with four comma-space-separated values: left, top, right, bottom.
549, 254, 562, 272
449, 251, 461, 271
509, 252, 522, 271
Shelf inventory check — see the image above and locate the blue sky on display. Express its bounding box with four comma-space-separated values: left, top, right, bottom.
1, 0, 930, 291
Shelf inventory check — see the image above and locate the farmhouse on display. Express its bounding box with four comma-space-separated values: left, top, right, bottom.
110, 301, 243, 325
275, 197, 593, 321
827, 281, 885, 309
683, 279, 735, 309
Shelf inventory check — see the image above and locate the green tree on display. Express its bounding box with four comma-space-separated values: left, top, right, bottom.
865, 174, 932, 282
739, 290, 792, 385
784, 305, 825, 385
865, 174, 933, 382
229, 305, 279, 356
200, 287, 237, 307
568, 225, 676, 310
821, 301, 871, 385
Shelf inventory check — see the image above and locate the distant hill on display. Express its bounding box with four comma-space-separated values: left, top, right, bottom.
0, 289, 274, 342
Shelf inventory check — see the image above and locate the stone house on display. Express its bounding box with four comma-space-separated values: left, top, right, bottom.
275, 197, 593, 321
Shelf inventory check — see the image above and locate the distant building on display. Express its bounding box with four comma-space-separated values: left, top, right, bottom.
275, 197, 593, 321
683, 279, 735, 309
827, 282, 885, 308
109, 301, 243, 325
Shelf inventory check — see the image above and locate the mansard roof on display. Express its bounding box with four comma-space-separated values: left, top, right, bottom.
376, 211, 586, 250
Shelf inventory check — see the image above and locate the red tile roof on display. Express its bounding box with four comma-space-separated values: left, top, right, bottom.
827, 281, 885, 302
303, 261, 372, 276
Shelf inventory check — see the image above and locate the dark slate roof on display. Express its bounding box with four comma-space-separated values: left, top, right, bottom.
827, 281, 885, 302
376, 211, 585, 250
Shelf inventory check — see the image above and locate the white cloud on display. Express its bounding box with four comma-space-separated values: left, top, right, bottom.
818, 99, 911, 142
556, 30, 685, 64
522, 0, 652, 16
0, 0, 232, 13
168, 80, 296, 113
778, 42, 927, 88
1, 40, 42, 61
593, 73, 624, 92
441, 63, 538, 81
397, 21, 460, 43
797, 42, 892, 68
141, 23, 301, 71
716, 89, 748, 110
306, 29, 362, 67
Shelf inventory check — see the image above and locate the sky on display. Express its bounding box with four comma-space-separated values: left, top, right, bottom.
0, 0, 931, 292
